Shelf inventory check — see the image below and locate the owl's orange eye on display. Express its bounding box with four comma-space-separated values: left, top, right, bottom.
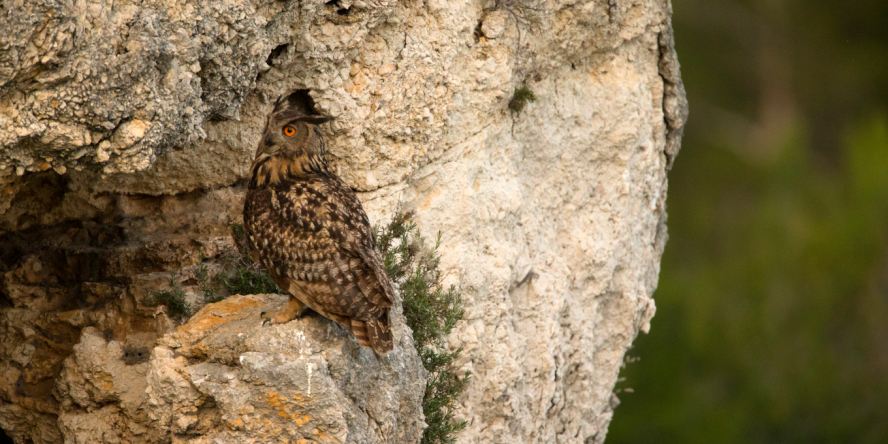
283, 126, 296, 137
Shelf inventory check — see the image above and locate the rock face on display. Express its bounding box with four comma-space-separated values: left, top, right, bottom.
53, 295, 424, 444
0, 0, 687, 443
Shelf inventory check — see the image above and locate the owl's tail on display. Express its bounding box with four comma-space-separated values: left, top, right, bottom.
351, 314, 393, 354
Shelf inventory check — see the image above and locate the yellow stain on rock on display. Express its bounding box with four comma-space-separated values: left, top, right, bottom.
226, 417, 244, 429
420, 187, 442, 211
313, 428, 329, 441
223, 394, 332, 442
176, 295, 266, 335
91, 372, 115, 393
266, 391, 312, 427
345, 71, 367, 96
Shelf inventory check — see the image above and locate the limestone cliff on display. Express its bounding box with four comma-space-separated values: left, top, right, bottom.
0, 0, 687, 442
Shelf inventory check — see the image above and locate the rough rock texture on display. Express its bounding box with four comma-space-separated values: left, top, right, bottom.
0, 189, 425, 443
0, 0, 687, 443
52, 295, 424, 444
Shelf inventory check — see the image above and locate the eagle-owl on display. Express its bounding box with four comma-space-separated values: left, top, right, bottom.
243, 91, 394, 354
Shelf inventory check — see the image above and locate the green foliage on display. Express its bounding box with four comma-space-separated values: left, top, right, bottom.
221, 223, 281, 295
142, 276, 191, 321
230, 223, 249, 255
220, 263, 281, 295
508, 86, 536, 113
196, 248, 223, 303
376, 212, 470, 444
142, 223, 281, 323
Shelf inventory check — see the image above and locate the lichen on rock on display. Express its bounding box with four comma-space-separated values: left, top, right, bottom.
143, 294, 425, 443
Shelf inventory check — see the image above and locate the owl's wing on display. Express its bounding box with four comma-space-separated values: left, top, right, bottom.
250, 178, 393, 323
324, 180, 396, 305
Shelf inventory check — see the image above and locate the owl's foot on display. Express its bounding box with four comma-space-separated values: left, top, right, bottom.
261, 296, 307, 326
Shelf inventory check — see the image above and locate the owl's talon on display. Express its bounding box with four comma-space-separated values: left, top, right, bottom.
260, 297, 305, 325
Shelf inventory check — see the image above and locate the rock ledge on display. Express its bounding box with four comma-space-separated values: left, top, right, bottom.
55, 294, 425, 444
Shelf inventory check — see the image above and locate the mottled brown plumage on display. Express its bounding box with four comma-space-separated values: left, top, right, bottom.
243, 92, 394, 353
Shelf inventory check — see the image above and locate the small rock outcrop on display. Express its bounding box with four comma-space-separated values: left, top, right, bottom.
52, 295, 424, 444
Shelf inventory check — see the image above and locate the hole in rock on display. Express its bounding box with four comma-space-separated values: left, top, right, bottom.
122, 346, 151, 365
257, 44, 289, 83
325, 0, 350, 15
0, 428, 13, 444
266, 44, 288, 66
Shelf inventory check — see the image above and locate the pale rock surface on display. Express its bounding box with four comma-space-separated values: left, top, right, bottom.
47, 295, 424, 444
481, 11, 509, 39
0, 0, 687, 443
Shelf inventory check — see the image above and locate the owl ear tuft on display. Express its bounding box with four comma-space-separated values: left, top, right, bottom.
296, 115, 335, 125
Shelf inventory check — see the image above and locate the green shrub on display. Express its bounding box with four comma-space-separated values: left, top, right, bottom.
509, 85, 536, 113
142, 276, 191, 321
376, 212, 470, 444
221, 223, 281, 295
196, 248, 223, 303
220, 263, 281, 295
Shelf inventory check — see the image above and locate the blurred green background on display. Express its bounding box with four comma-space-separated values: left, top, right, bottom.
608, 0, 888, 442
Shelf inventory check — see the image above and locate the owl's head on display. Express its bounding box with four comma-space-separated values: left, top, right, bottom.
257, 91, 334, 159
